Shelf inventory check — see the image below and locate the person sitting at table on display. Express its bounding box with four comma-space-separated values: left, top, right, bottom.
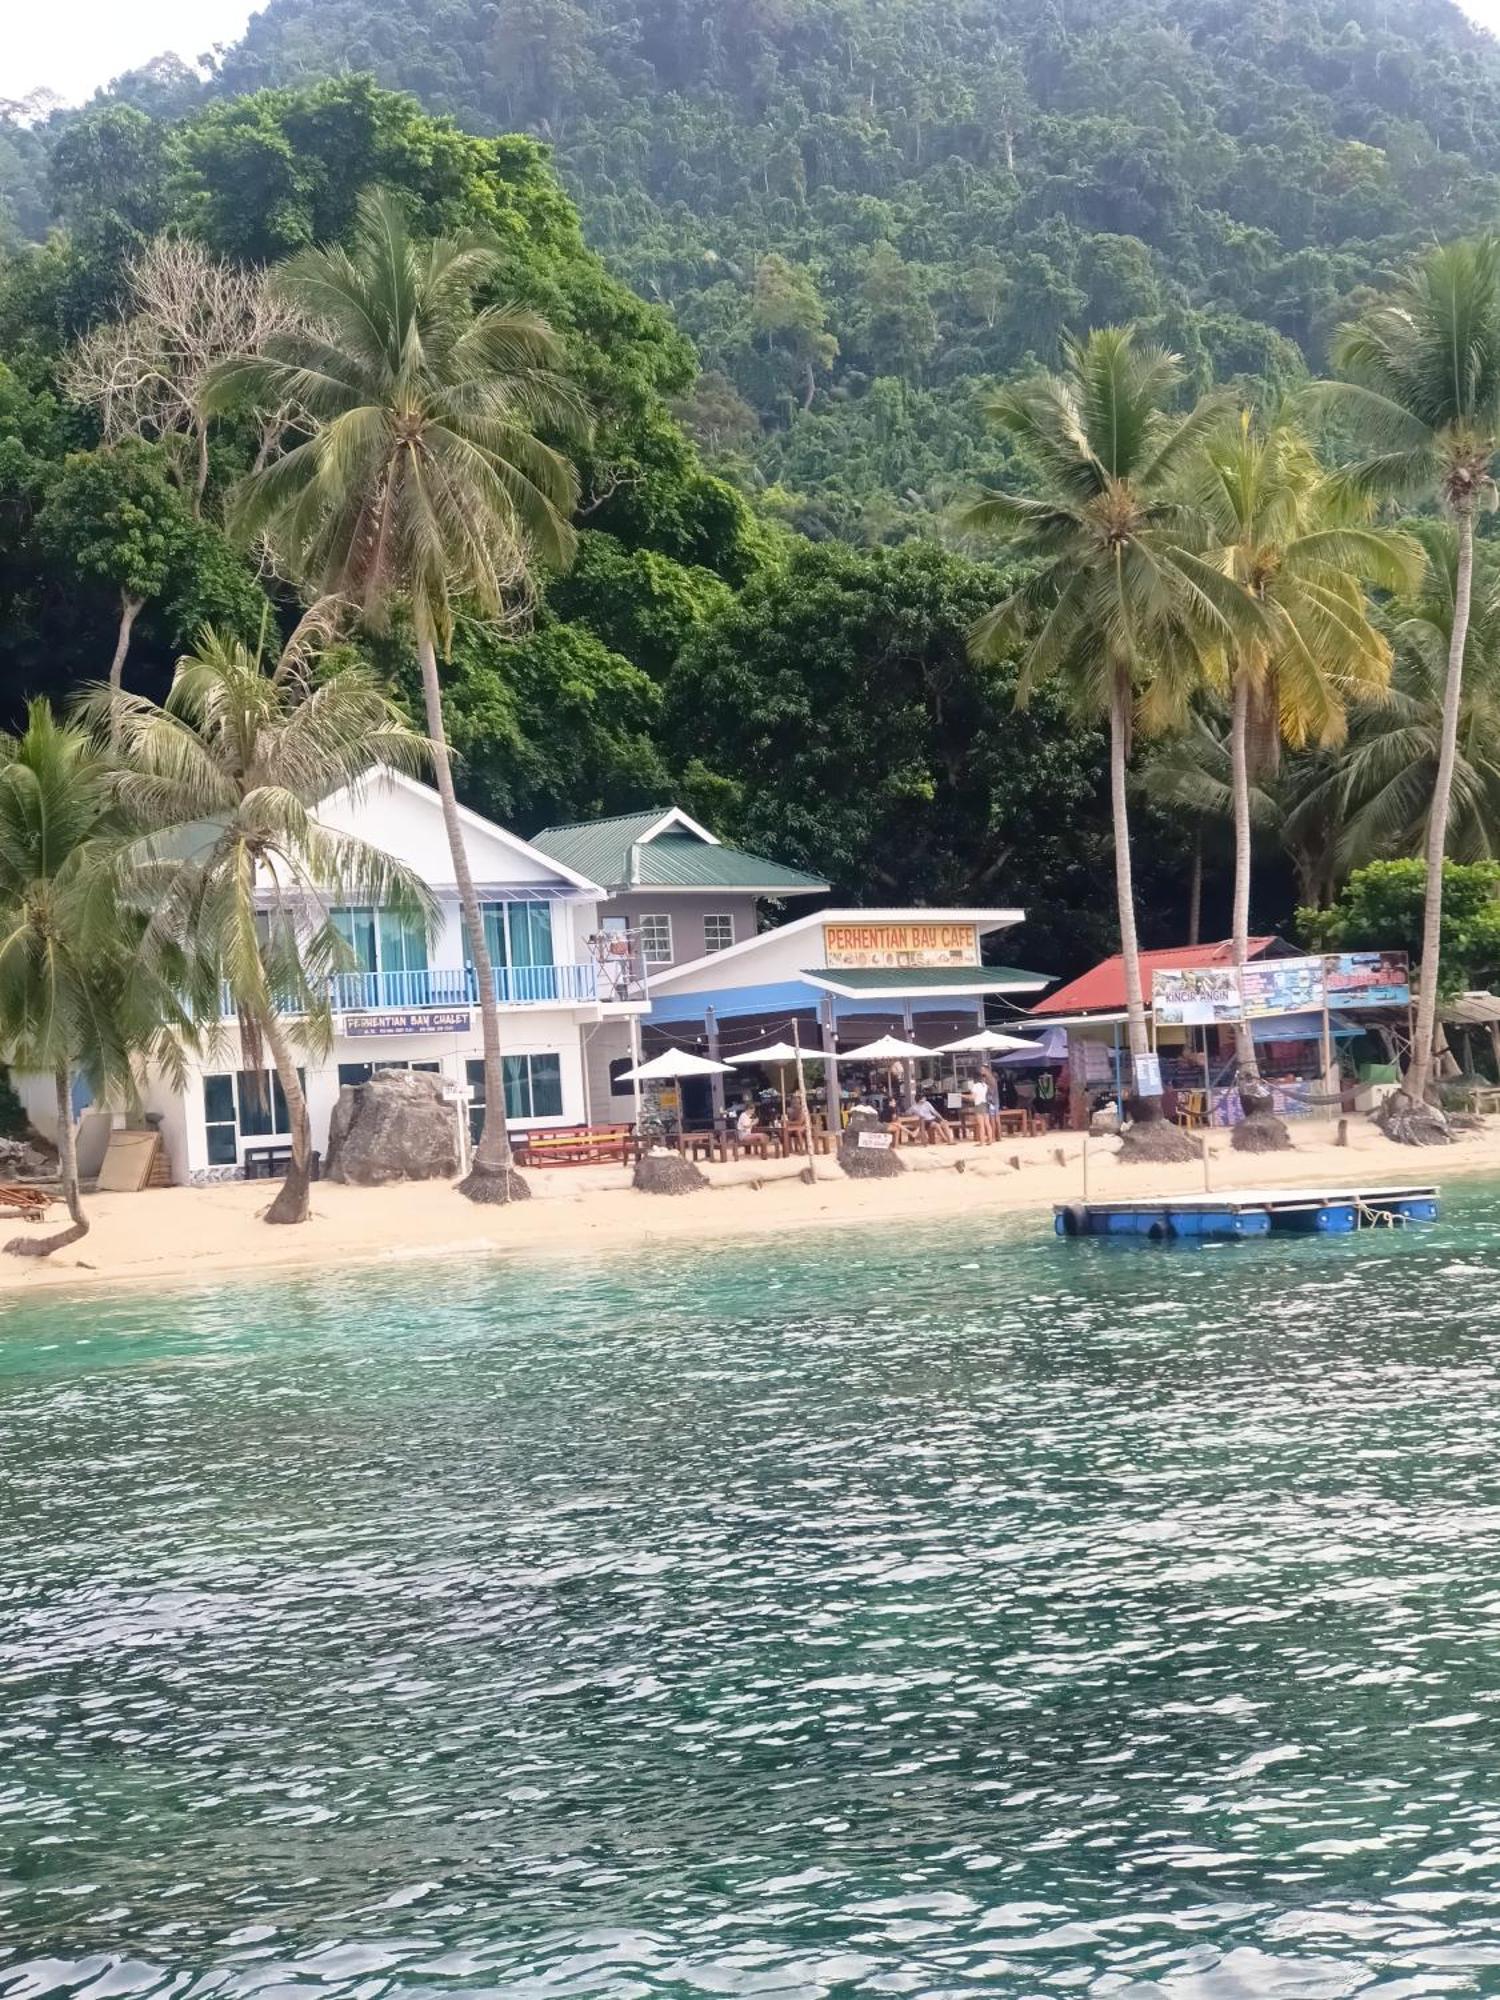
915, 1096, 955, 1143
735, 1101, 757, 1142
783, 1091, 811, 1153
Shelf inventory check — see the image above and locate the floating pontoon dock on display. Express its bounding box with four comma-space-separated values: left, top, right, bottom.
1055, 1184, 1440, 1240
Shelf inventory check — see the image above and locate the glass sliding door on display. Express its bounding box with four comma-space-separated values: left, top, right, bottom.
332, 906, 379, 1008
473, 901, 557, 1004
507, 901, 556, 1002
378, 908, 429, 1006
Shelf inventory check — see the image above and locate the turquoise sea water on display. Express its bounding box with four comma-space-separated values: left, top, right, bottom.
5, 1194, 1500, 1997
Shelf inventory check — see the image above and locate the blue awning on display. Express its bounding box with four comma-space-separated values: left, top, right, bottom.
1252, 1010, 1360, 1043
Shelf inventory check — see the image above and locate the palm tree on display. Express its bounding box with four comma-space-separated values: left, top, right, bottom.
963, 327, 1262, 1157
1313, 236, 1500, 1130
0, 702, 190, 1257
1190, 413, 1419, 1144
205, 187, 588, 1202
106, 629, 435, 1226
1319, 522, 1500, 871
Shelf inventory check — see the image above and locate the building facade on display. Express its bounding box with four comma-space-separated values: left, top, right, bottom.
19, 770, 649, 1184
529, 807, 830, 1125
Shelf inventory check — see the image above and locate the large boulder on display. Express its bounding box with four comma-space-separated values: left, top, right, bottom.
324, 1068, 462, 1185
838, 1104, 903, 1177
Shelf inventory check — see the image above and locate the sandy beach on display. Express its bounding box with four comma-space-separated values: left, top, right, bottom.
0, 1114, 1493, 1297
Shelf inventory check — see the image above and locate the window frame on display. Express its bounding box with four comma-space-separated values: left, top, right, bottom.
703, 913, 735, 954
202, 1068, 303, 1165
638, 913, 674, 966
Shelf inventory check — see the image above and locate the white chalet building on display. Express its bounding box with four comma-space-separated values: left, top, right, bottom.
20, 769, 649, 1184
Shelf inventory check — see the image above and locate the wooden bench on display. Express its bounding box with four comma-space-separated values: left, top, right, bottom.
515, 1125, 635, 1167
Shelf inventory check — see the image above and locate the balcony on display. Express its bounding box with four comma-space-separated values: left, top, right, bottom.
220, 960, 647, 1018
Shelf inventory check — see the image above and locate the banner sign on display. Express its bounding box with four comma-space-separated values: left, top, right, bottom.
1151, 964, 1241, 1025
856, 1129, 895, 1150
1240, 955, 1325, 1018
824, 921, 978, 969
343, 1009, 472, 1037
1325, 950, 1410, 1009
1134, 1053, 1162, 1097
1150, 950, 1412, 1023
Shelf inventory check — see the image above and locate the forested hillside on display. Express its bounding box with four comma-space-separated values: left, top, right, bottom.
7, 0, 1500, 975
199, 0, 1500, 537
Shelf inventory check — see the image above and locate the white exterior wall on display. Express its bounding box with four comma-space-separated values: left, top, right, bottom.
175, 1009, 590, 1184
13, 1072, 61, 1145
9, 771, 645, 1186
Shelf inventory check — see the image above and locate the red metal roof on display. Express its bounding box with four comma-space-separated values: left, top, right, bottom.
1032, 937, 1280, 1016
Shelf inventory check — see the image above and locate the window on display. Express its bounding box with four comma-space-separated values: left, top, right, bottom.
639, 914, 673, 965
703, 913, 735, 954
332, 906, 428, 980
466, 1053, 564, 1138
338, 1060, 442, 1088
473, 901, 556, 969
609, 1056, 638, 1098
204, 1073, 238, 1166
203, 1069, 301, 1164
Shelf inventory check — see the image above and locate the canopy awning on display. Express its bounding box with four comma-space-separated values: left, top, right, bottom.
805, 965, 1048, 1001
1252, 1010, 1361, 1043
1442, 990, 1500, 1026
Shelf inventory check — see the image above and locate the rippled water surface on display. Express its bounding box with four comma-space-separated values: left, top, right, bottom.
6, 1193, 1500, 1998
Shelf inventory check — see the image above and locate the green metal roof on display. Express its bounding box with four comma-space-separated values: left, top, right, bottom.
806, 966, 1049, 993
529, 809, 828, 896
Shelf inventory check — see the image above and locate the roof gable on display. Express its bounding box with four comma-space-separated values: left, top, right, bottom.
1032, 937, 1284, 1016
530, 804, 828, 896
316, 768, 602, 896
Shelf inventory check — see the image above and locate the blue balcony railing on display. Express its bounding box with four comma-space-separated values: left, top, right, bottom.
220, 961, 642, 1019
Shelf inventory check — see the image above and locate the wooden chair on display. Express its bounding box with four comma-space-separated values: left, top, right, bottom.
1174, 1089, 1208, 1130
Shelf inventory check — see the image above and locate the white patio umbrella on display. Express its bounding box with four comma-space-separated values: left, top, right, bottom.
939, 1028, 1040, 1054
840, 1033, 931, 1060
840, 1032, 934, 1116
729, 1040, 804, 1065
729, 1037, 818, 1134
618, 1048, 734, 1081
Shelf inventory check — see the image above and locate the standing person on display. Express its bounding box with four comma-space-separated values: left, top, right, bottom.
968, 1069, 993, 1145
1035, 1066, 1058, 1128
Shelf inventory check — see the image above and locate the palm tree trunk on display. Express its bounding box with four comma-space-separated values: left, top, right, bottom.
1111, 680, 1155, 1107
1187, 832, 1202, 947
1407, 505, 1474, 1108
1229, 673, 1257, 1072
1111, 676, 1198, 1164
1228, 674, 1288, 1149
261, 1011, 312, 1225
109, 593, 144, 743
6, 1069, 88, 1257
415, 634, 528, 1203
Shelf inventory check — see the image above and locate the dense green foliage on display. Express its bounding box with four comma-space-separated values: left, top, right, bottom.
1300, 858, 1500, 996
178, 0, 1500, 537
12, 4, 1500, 996
0, 74, 1187, 978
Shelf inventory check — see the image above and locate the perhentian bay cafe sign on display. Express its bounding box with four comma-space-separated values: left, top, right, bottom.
822, 921, 979, 969
1151, 951, 1410, 1026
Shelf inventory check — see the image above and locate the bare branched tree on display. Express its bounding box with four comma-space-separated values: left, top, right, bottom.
65, 236, 307, 514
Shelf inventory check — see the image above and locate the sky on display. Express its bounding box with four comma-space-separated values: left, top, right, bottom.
8, 1, 259, 107
6, 0, 1500, 106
